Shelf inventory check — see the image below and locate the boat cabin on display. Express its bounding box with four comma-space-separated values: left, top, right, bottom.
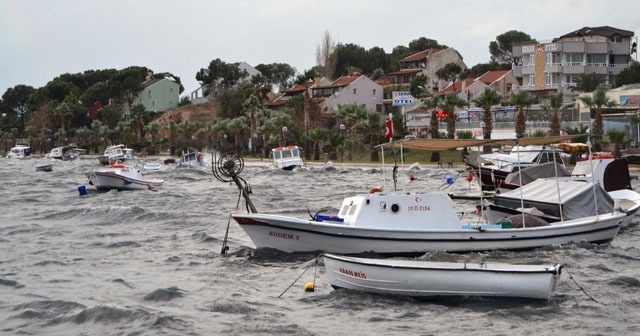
271, 146, 303, 170
331, 192, 462, 230
480, 145, 566, 173
7, 145, 31, 159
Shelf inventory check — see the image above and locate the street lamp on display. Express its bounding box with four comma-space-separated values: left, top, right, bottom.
339, 123, 345, 163
282, 126, 288, 147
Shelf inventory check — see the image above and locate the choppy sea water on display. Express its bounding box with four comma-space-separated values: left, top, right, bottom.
1, 156, 639, 336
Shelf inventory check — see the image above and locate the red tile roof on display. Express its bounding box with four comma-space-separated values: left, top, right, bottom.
476, 70, 510, 85
315, 75, 361, 89
386, 68, 423, 76
434, 78, 475, 96
401, 48, 445, 62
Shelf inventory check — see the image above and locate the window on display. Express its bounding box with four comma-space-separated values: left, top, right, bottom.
353, 88, 357, 94
148, 90, 152, 98
545, 73, 553, 85
587, 54, 607, 65
373, 89, 376, 96
610, 35, 622, 43
564, 53, 583, 65
528, 75, 535, 86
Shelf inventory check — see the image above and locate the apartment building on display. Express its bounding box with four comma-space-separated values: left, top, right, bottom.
512, 26, 635, 99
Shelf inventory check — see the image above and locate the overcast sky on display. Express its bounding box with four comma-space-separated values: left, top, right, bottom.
1, 0, 639, 99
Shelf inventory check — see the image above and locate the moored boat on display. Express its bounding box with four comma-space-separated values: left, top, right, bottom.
86, 164, 164, 191
213, 152, 625, 255
323, 253, 563, 300
271, 145, 303, 170
6, 144, 31, 159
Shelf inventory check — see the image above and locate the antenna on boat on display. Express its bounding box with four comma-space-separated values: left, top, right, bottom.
212, 152, 257, 213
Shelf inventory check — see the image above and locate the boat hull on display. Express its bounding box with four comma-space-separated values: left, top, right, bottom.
232, 212, 624, 254
86, 168, 163, 191
323, 253, 563, 300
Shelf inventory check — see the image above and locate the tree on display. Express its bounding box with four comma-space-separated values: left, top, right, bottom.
294, 69, 318, 160
489, 30, 534, 65
579, 87, 617, 151
509, 91, 538, 138
110, 66, 149, 110
473, 88, 502, 152
196, 58, 248, 90
440, 93, 468, 139
315, 30, 338, 80
615, 61, 640, 87
547, 92, 564, 136
409, 74, 429, 98
1, 84, 36, 136
407, 37, 446, 52
570, 73, 605, 93
333, 43, 368, 78
606, 129, 629, 157
436, 63, 463, 84
129, 103, 148, 143
254, 63, 296, 90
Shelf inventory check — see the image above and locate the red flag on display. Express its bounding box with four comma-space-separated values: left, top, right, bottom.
385, 119, 393, 139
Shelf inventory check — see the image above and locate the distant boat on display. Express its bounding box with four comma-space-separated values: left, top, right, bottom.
97, 144, 134, 165
33, 162, 53, 172
176, 150, 207, 170
46, 144, 82, 160
323, 253, 564, 301
271, 146, 303, 170
7, 144, 31, 159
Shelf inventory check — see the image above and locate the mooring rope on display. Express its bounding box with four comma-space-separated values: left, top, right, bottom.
565, 266, 602, 305
278, 254, 321, 298
220, 190, 244, 255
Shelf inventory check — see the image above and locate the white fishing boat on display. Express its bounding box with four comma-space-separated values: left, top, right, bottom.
323, 253, 563, 300
46, 144, 82, 160
271, 145, 303, 170
466, 145, 566, 191
6, 144, 31, 159
213, 151, 625, 255
97, 144, 134, 165
86, 164, 164, 191
176, 150, 207, 170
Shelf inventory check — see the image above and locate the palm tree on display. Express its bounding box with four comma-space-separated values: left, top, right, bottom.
606, 130, 629, 157
129, 103, 148, 143
570, 73, 605, 93
422, 96, 441, 139
440, 93, 467, 139
354, 112, 382, 161
146, 122, 160, 154
309, 128, 329, 160
509, 91, 538, 138
53, 102, 73, 132
579, 87, 616, 152
473, 88, 501, 153
547, 92, 564, 136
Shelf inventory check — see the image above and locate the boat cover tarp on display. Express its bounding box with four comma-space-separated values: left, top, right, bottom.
504, 162, 571, 186
493, 179, 614, 219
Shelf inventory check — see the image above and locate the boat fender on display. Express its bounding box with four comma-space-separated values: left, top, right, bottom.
304, 282, 315, 292
124, 179, 133, 184
391, 204, 400, 213
368, 187, 383, 194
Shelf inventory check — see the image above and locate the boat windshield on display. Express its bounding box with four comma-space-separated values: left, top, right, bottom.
281, 150, 292, 159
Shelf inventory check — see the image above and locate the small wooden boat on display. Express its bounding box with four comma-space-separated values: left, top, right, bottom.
323, 253, 563, 300
34, 162, 53, 172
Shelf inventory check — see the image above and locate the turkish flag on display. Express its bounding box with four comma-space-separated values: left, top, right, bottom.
385, 120, 393, 139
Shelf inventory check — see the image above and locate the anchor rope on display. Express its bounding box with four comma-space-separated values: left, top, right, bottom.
565, 266, 602, 305
278, 254, 322, 298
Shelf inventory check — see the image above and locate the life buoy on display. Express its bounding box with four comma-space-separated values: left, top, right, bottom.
369, 187, 383, 194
